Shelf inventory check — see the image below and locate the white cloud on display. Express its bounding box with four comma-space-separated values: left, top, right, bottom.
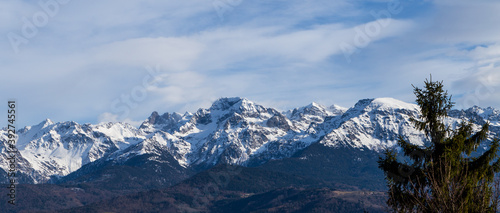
90, 37, 204, 71
2, 0, 500, 128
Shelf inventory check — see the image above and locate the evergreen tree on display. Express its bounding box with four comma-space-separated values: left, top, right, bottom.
378, 78, 500, 212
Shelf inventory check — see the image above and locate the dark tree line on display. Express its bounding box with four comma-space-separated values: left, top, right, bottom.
379, 78, 500, 212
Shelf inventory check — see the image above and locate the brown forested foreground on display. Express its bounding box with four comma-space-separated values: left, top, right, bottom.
1, 165, 388, 212
58, 164, 388, 212
379, 78, 500, 212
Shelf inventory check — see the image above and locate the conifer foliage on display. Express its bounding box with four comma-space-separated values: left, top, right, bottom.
378, 78, 500, 212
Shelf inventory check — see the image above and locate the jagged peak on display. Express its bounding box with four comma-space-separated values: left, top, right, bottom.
140, 111, 185, 129
151, 111, 160, 117
169, 112, 183, 120
286, 102, 338, 122
306, 102, 324, 109
33, 118, 55, 129
353, 98, 374, 108
43, 118, 54, 125
210, 97, 246, 110
292, 102, 324, 111
147, 111, 160, 123
293, 102, 328, 115
467, 105, 490, 113
464, 106, 500, 120
209, 97, 262, 113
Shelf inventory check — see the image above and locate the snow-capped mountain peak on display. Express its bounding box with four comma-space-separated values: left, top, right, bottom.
209, 97, 247, 111
208, 97, 268, 117
469, 106, 500, 121
40, 118, 55, 127
139, 111, 187, 133
371, 97, 419, 111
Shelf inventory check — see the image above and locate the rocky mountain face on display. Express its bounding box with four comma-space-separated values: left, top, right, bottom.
1, 97, 499, 184
0, 120, 145, 183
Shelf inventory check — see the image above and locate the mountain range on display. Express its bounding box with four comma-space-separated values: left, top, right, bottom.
1, 97, 499, 185
1, 97, 499, 212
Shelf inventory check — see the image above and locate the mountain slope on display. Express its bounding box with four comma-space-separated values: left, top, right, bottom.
1, 121, 146, 183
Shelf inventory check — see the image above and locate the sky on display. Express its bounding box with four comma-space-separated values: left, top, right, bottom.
1, 0, 500, 128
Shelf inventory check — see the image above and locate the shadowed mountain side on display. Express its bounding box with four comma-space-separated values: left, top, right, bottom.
257, 143, 386, 191
59, 164, 384, 212
55, 150, 193, 192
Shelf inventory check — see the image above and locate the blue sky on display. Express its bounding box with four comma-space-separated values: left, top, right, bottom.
1, 0, 499, 127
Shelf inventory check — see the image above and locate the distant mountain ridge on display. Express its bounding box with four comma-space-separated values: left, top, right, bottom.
1, 97, 499, 184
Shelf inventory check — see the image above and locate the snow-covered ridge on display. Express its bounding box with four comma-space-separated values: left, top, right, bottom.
1, 121, 146, 183
1, 97, 499, 184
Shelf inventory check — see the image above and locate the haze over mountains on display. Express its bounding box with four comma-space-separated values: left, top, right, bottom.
1, 97, 499, 185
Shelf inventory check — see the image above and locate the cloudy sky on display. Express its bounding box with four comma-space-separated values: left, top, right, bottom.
1, 0, 499, 127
